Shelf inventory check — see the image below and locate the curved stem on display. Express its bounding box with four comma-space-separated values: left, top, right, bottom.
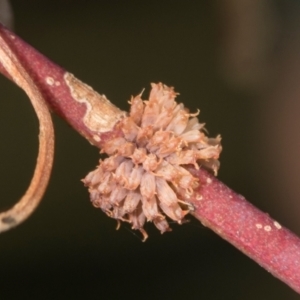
0, 29, 54, 232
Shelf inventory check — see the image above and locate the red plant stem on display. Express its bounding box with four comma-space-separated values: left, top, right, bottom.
188, 168, 300, 293
0, 24, 125, 148
0, 24, 300, 293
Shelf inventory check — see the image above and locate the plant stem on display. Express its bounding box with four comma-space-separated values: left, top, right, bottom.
0, 24, 299, 293
188, 167, 300, 293
0, 24, 125, 148
0, 25, 54, 232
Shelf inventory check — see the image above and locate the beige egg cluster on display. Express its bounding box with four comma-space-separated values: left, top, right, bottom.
83, 83, 221, 240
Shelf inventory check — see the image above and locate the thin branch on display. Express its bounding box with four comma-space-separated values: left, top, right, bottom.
0, 24, 125, 148
188, 168, 300, 294
0, 23, 299, 294
0, 27, 54, 232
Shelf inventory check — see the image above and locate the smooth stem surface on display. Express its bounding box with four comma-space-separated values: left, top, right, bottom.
0, 23, 299, 294
188, 168, 300, 293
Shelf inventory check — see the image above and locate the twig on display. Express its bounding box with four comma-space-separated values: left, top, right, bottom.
188, 168, 300, 294
0, 23, 299, 293
0, 26, 54, 232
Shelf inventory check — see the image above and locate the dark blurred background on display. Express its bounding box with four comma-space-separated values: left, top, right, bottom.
0, 0, 299, 299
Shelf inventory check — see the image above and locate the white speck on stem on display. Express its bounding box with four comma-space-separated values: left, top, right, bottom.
46, 76, 55, 86
196, 194, 203, 201
206, 178, 212, 184
256, 223, 262, 229
264, 225, 272, 232
274, 221, 282, 229
93, 135, 101, 142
